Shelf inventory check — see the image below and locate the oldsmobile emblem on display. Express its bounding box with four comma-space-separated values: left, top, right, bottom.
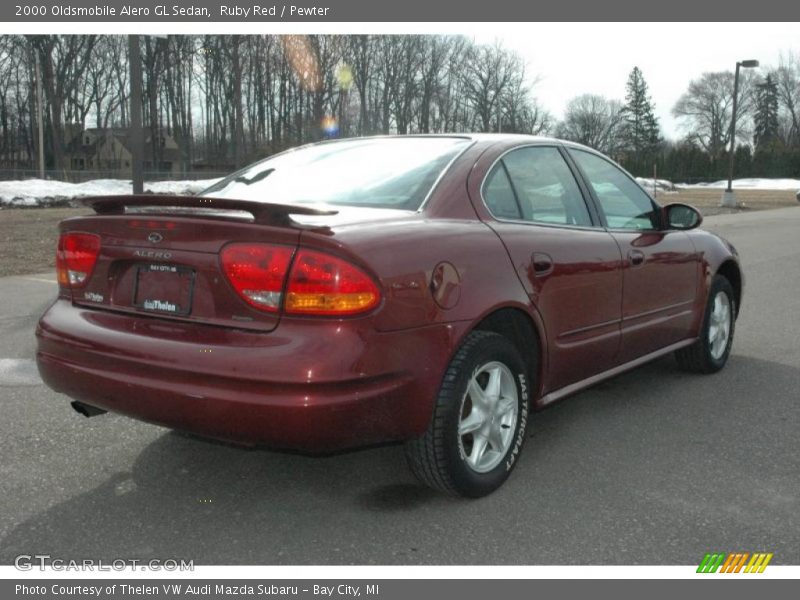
148, 232, 164, 244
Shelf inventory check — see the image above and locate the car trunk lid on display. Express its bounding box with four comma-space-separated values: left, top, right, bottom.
60, 195, 339, 332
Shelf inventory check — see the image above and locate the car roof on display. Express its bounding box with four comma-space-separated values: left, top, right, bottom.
302, 133, 596, 153
457, 133, 597, 152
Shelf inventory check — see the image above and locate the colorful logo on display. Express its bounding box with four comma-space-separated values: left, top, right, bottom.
697, 552, 773, 573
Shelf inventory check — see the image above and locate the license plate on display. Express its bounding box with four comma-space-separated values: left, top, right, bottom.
133, 263, 195, 316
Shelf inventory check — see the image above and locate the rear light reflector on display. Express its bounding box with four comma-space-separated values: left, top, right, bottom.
127, 220, 178, 230
285, 249, 380, 315
220, 243, 294, 312
56, 232, 101, 288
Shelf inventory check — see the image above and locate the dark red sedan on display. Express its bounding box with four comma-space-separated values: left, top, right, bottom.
36, 135, 742, 497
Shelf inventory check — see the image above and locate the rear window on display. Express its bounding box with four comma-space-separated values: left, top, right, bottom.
200, 137, 470, 210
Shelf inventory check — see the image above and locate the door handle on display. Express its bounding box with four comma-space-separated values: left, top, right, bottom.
532, 252, 553, 277
628, 249, 645, 267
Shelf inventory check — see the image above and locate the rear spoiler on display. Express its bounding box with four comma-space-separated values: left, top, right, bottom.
81, 195, 338, 226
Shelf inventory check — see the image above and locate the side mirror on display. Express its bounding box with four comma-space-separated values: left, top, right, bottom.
664, 203, 702, 230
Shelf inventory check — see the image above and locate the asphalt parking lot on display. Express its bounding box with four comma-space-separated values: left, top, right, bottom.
1, 207, 799, 566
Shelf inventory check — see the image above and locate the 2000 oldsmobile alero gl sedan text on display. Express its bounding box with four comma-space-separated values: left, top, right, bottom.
36, 135, 742, 497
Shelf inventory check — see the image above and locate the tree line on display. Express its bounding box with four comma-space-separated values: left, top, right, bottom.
555, 57, 800, 181
0, 34, 550, 175
1, 34, 799, 182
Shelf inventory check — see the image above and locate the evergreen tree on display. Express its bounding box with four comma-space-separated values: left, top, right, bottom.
753, 74, 780, 150
620, 67, 661, 172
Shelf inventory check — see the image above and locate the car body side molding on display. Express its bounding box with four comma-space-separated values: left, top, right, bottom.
537, 337, 697, 408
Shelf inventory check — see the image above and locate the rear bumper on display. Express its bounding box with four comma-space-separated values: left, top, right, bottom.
36, 299, 467, 452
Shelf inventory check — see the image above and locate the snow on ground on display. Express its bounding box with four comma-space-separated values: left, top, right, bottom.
635, 177, 676, 192
680, 178, 800, 190
2, 176, 799, 208
0, 177, 222, 207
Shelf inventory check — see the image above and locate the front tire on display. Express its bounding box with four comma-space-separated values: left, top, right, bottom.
675, 275, 736, 373
405, 331, 531, 498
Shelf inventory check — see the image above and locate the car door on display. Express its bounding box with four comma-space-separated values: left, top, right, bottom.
567, 148, 699, 363
480, 144, 624, 394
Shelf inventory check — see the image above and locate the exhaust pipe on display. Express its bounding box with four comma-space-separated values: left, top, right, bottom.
71, 401, 107, 418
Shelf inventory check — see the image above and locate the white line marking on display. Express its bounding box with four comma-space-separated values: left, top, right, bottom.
19, 277, 56, 284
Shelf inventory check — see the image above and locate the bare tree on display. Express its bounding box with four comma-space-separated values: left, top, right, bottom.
672, 70, 756, 160
436, 37, 470, 132
0, 37, 33, 165
462, 42, 519, 132
556, 94, 624, 153
1, 34, 556, 173
29, 35, 97, 171
390, 36, 422, 134
498, 64, 551, 135
416, 36, 450, 133
347, 35, 376, 135
775, 52, 800, 146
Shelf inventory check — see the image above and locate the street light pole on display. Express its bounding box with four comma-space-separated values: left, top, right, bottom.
725, 62, 742, 195
721, 59, 759, 208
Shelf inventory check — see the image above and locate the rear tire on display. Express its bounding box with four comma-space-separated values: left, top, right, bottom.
405, 331, 531, 498
675, 275, 736, 373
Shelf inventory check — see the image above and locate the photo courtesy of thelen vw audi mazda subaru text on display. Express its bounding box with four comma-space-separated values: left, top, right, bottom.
36, 134, 743, 497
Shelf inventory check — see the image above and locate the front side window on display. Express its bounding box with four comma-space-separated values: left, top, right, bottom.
483, 146, 593, 227
201, 137, 470, 211
570, 149, 660, 230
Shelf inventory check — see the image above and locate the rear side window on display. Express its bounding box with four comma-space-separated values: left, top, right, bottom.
483, 165, 522, 219
570, 149, 660, 230
483, 146, 593, 227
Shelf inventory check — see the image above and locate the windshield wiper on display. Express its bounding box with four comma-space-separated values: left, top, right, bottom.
202, 168, 275, 195
234, 168, 274, 186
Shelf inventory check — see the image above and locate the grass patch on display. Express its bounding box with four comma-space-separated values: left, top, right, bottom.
655, 188, 798, 215
0, 207, 91, 277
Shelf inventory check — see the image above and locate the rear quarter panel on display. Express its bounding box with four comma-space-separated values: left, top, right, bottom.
299, 140, 534, 335
299, 216, 533, 333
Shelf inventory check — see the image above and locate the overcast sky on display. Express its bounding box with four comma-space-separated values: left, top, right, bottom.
3, 21, 797, 141
476, 23, 799, 140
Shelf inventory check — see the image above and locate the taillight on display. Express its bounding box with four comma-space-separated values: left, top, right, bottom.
285, 249, 380, 315
56, 232, 101, 288
220, 243, 294, 312
220, 243, 380, 316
